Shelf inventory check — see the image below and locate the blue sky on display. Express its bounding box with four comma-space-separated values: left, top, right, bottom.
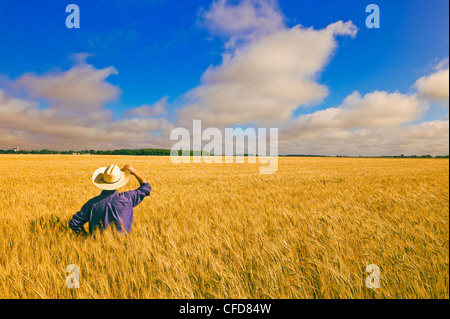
0, 0, 448, 155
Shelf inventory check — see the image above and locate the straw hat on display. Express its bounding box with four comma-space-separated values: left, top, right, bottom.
92, 164, 131, 190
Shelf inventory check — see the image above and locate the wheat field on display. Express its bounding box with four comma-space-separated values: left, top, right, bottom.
0, 155, 448, 299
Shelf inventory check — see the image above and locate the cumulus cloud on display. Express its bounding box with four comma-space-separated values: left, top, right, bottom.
15, 60, 120, 111
276, 90, 449, 156
0, 60, 173, 150
182, 0, 358, 128
281, 91, 428, 141
414, 65, 449, 102
200, 0, 286, 48
126, 96, 169, 117
279, 119, 449, 156
178, 19, 357, 127
173, 0, 447, 156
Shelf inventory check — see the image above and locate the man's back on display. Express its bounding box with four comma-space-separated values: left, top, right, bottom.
69, 164, 151, 235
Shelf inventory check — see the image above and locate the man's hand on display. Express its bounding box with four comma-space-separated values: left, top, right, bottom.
122, 164, 148, 185
121, 164, 137, 175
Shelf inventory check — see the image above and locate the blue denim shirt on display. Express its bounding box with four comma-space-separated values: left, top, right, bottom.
69, 183, 151, 234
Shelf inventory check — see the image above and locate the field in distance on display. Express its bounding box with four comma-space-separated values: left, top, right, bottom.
0, 155, 448, 298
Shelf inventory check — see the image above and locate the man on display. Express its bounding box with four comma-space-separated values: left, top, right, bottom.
69, 164, 151, 236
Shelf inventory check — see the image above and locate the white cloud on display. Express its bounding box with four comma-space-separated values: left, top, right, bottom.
279, 119, 449, 156
414, 66, 449, 102
0, 84, 173, 151
200, 0, 285, 48
126, 96, 169, 117
70, 52, 95, 65
15, 61, 120, 111
435, 58, 449, 71
282, 91, 428, 140
178, 20, 357, 127
0, 57, 175, 150
276, 90, 448, 156
0, 58, 177, 150
174, 0, 447, 156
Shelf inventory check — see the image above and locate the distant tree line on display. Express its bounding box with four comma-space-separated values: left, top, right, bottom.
398, 154, 449, 158
0, 148, 172, 155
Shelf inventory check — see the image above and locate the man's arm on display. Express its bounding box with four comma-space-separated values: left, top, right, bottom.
121, 164, 152, 207
69, 205, 89, 237
122, 164, 147, 185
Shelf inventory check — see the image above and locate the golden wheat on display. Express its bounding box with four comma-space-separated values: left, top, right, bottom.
0, 155, 448, 299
